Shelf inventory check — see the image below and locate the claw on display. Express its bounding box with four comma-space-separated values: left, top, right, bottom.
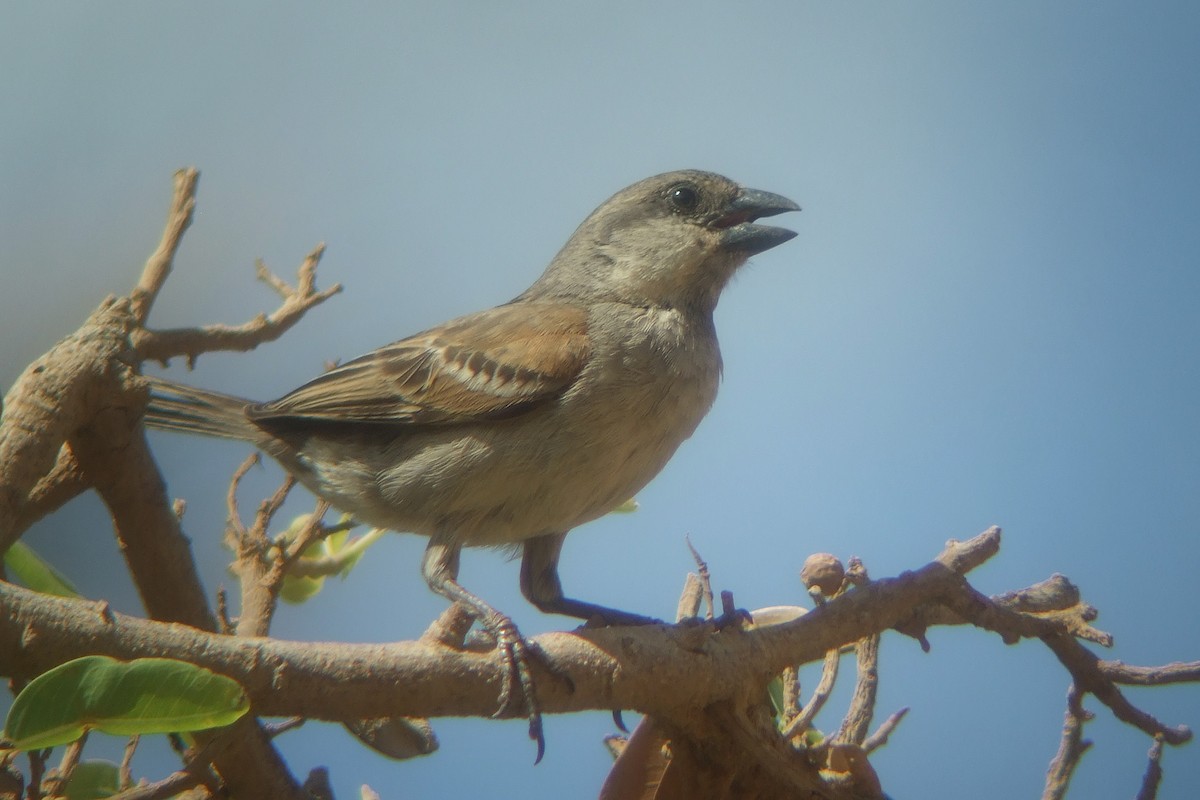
481, 611, 545, 762
422, 540, 548, 761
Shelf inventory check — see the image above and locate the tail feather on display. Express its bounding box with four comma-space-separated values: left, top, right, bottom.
143, 376, 258, 441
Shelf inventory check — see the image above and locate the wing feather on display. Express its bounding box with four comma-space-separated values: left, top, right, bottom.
246, 302, 589, 428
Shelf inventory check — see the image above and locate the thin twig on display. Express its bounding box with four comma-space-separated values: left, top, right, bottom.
253, 475, 297, 550
1102, 660, 1200, 686
26, 749, 48, 800
278, 500, 332, 566
1039, 632, 1191, 745
224, 453, 262, 546
782, 648, 841, 739
129, 168, 200, 324
120, 735, 139, 790
1042, 685, 1093, 800
42, 731, 88, 797
1135, 737, 1165, 800
228, 469, 300, 638
106, 766, 207, 800
215, 588, 233, 635
133, 243, 341, 365
862, 707, 909, 753
685, 535, 715, 619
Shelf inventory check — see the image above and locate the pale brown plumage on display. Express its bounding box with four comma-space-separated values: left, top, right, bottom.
249, 302, 590, 428
144, 169, 800, 758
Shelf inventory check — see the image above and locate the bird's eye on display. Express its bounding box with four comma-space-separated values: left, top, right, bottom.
666, 184, 700, 212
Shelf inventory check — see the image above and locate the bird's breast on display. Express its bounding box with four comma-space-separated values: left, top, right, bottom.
307, 305, 723, 547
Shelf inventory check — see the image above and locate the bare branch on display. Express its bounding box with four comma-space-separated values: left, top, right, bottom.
132, 244, 341, 366
831, 557, 880, 747
107, 732, 229, 800
1135, 737, 1165, 800
129, 168, 200, 324
0, 169, 349, 800
934, 525, 1002, 573
278, 500, 332, 565
119, 735, 139, 790
685, 535, 715, 619
6, 445, 89, 543
0, 298, 134, 552
862, 707, 909, 753
834, 633, 880, 746
1039, 634, 1192, 746
224, 453, 263, 546
1102, 660, 1200, 686
107, 770, 206, 800
41, 731, 88, 798
1043, 686, 1094, 800
8, 529, 1157, 729
224, 462, 330, 638
1, 524, 1195, 800
781, 648, 840, 739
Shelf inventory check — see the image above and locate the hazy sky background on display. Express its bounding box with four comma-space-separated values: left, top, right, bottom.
3, 3, 1198, 798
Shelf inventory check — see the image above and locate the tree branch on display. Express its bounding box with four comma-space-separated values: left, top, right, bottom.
1043, 685, 1093, 800
129, 168, 199, 325
132, 244, 341, 366
0, 298, 134, 553
3, 530, 1192, 736
0, 169, 336, 799
4, 169, 1196, 799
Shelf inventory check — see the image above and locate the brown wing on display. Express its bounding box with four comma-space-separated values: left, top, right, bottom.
246, 302, 590, 428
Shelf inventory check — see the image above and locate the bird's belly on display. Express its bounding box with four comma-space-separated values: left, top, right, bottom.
296, 360, 718, 547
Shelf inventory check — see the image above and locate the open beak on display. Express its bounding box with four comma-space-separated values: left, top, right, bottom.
713, 187, 801, 255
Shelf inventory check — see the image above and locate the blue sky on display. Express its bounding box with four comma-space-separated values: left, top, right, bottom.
3, 3, 1198, 798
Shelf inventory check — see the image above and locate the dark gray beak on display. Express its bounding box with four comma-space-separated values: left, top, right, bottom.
714, 187, 801, 255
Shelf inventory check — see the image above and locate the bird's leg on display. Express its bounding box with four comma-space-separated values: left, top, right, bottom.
421, 537, 545, 761
520, 533, 661, 627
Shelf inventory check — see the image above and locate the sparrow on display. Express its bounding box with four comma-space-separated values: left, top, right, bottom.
144, 169, 800, 758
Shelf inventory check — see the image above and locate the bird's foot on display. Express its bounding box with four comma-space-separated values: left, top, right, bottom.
542, 598, 661, 629
584, 608, 662, 628
713, 607, 753, 631
477, 609, 546, 762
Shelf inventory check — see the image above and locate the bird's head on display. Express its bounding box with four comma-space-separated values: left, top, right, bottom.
527, 170, 800, 312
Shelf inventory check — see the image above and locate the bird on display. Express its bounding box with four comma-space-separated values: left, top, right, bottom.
143, 169, 800, 758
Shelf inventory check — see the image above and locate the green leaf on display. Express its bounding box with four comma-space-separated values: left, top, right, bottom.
4, 656, 249, 750
3, 541, 80, 597
279, 572, 326, 604
64, 760, 120, 800
278, 522, 383, 605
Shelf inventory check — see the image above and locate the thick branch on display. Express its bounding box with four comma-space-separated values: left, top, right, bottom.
0, 169, 329, 799
0, 298, 134, 551
4, 445, 89, 548
6, 529, 1182, 733
2, 525, 1196, 799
